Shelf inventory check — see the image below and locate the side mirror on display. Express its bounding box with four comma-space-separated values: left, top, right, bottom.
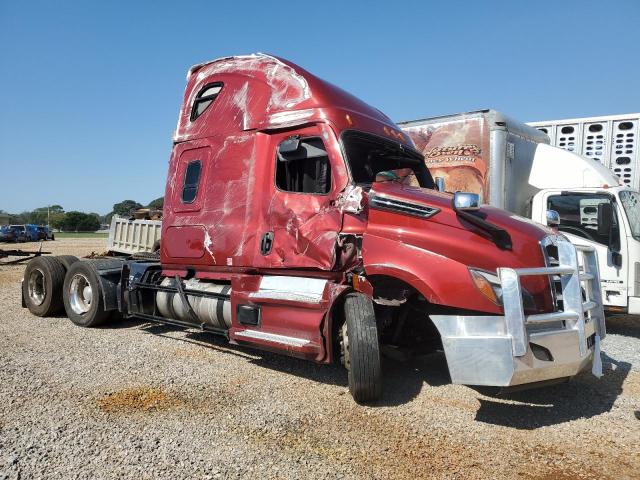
612, 251, 623, 268
546, 209, 560, 227
435, 177, 446, 192
453, 192, 479, 211
597, 203, 613, 237
278, 136, 300, 154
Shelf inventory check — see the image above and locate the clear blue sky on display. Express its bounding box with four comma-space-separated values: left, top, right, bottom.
1, 0, 638, 214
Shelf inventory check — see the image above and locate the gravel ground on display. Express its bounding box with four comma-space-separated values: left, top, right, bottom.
1, 239, 639, 479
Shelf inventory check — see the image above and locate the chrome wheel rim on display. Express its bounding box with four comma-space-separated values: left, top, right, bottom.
69, 273, 92, 315
28, 268, 46, 306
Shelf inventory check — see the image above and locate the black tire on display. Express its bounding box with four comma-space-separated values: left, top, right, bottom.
63, 261, 110, 327
151, 240, 161, 253
57, 255, 79, 271
22, 256, 66, 316
342, 292, 382, 403
51, 234, 55, 241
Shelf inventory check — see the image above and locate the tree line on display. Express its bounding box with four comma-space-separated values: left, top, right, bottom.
0, 196, 163, 232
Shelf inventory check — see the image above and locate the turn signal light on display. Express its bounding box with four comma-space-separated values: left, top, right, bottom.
470, 269, 501, 305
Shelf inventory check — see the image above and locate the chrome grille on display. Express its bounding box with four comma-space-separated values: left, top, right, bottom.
542, 240, 563, 310
498, 236, 606, 357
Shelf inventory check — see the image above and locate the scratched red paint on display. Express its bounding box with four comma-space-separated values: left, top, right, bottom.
159, 54, 555, 361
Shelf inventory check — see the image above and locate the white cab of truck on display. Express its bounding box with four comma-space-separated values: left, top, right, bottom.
399, 110, 640, 316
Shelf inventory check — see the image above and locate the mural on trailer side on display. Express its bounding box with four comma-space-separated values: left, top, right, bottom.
403, 116, 490, 202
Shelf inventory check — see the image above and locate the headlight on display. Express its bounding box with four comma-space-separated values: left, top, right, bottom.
468, 268, 537, 310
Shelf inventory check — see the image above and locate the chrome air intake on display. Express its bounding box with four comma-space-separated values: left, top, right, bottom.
369, 194, 439, 219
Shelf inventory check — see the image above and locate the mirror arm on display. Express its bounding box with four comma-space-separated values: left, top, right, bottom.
454, 208, 513, 250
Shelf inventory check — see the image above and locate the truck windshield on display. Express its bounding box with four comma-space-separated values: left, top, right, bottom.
341, 131, 434, 189
619, 190, 640, 241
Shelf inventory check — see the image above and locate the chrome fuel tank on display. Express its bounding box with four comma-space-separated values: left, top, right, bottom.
156, 278, 231, 329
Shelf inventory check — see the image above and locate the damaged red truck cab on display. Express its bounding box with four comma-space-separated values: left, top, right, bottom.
22, 54, 606, 403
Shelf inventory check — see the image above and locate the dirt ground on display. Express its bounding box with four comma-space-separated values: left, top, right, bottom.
1, 238, 639, 479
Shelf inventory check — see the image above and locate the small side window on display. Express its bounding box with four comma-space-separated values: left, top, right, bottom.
182, 161, 202, 203
276, 137, 331, 194
190, 83, 223, 121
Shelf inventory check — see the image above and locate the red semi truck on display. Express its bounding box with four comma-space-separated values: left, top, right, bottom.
21, 54, 605, 402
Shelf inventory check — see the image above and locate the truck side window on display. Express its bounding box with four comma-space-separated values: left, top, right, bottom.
547, 193, 619, 247
190, 83, 223, 121
182, 160, 202, 203
276, 137, 331, 194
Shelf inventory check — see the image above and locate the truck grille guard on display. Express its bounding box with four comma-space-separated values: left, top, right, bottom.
498, 235, 606, 358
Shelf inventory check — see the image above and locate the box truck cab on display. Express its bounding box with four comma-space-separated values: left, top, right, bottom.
532, 183, 640, 315
22, 59, 605, 403
399, 110, 640, 315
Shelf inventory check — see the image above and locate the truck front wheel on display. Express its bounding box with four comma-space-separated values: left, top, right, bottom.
341, 293, 382, 403
63, 261, 110, 327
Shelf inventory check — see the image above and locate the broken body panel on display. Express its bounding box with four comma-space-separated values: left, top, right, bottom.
29, 56, 604, 396
155, 56, 604, 387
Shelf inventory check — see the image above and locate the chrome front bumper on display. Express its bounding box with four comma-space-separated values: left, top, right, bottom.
431, 238, 606, 387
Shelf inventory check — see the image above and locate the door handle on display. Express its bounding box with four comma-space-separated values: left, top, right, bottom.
260, 231, 274, 255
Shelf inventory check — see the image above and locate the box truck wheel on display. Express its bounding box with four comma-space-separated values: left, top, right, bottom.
341, 292, 382, 403
22, 256, 66, 317
63, 261, 110, 327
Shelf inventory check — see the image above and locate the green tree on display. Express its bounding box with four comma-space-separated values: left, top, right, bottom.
112, 200, 143, 217
49, 212, 66, 230
28, 205, 65, 225
78, 213, 100, 231
13, 212, 30, 224
147, 196, 164, 210
62, 211, 100, 232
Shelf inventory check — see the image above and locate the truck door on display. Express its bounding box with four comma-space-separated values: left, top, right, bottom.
163, 145, 212, 261
262, 125, 345, 270
543, 191, 628, 309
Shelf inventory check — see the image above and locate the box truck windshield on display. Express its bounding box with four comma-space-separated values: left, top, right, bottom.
546, 193, 619, 247
619, 190, 640, 240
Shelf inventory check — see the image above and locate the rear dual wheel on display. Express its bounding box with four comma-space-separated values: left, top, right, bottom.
23, 256, 66, 316
62, 261, 110, 327
23, 255, 109, 328
23, 255, 80, 317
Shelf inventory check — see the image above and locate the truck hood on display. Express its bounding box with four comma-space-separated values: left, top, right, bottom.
363, 181, 556, 312
530, 144, 620, 189
365, 182, 554, 273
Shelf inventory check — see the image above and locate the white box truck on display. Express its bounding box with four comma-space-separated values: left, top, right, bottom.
399, 110, 640, 316
527, 113, 639, 191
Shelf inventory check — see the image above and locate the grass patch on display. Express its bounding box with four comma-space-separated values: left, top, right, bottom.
55, 231, 109, 238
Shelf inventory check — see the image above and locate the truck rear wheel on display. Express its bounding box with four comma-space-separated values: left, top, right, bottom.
63, 261, 110, 327
341, 293, 382, 403
22, 256, 66, 317
57, 255, 79, 271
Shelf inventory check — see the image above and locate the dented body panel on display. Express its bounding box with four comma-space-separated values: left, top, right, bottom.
111, 55, 605, 390
163, 54, 410, 273
362, 182, 555, 313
